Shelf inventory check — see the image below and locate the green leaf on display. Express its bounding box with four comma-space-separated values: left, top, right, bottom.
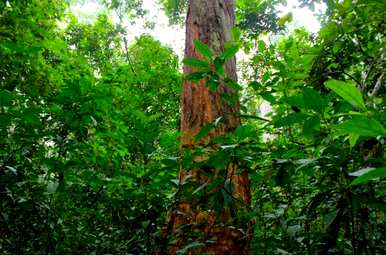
283, 95, 304, 109
214, 57, 225, 76
208, 150, 230, 169
231, 27, 241, 41
303, 88, 325, 113
222, 93, 239, 104
22, 109, 41, 127
162, 157, 178, 168
235, 125, 256, 140
249, 81, 261, 90
47, 182, 59, 193
303, 116, 320, 137
0, 90, 13, 106
183, 58, 209, 68
351, 167, 386, 185
274, 112, 308, 127
349, 133, 360, 147
260, 92, 276, 104
170, 179, 180, 187
5, 166, 17, 174
324, 209, 339, 229
193, 39, 212, 59
185, 71, 207, 82
258, 40, 266, 53
278, 12, 293, 26
207, 79, 220, 91
222, 43, 239, 60
141, 220, 150, 228
287, 225, 301, 237
224, 78, 242, 91
325, 79, 366, 110
336, 117, 386, 137
192, 182, 208, 196
194, 123, 215, 142
222, 179, 233, 205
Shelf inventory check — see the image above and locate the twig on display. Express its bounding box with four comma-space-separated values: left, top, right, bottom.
239, 114, 271, 122
370, 73, 384, 97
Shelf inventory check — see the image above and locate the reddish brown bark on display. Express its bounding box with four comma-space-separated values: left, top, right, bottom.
162, 1, 252, 254
181, 0, 240, 146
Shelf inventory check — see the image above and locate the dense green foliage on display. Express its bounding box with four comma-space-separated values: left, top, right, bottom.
160, 0, 285, 37
0, 1, 179, 253
1, 0, 385, 254
239, 1, 386, 253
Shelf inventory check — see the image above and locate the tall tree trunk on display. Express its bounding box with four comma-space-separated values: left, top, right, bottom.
162, 0, 251, 254
181, 0, 240, 146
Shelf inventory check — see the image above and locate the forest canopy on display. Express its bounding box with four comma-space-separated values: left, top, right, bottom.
0, 0, 385, 254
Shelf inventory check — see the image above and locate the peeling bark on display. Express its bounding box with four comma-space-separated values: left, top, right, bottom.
161, 1, 252, 254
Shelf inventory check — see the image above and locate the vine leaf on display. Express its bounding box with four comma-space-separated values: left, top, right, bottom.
193, 39, 213, 59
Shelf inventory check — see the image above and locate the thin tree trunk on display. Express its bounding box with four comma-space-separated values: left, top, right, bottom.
162, 1, 251, 254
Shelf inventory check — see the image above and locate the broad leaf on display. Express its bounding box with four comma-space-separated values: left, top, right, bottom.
235, 125, 256, 140
325, 79, 366, 110
208, 150, 230, 169
231, 27, 241, 41
303, 88, 325, 113
351, 167, 386, 185
336, 117, 386, 137
274, 112, 308, 127
349, 133, 360, 147
193, 39, 212, 59
324, 209, 340, 229
183, 58, 209, 68
194, 123, 215, 142
207, 79, 220, 91
283, 95, 304, 109
303, 116, 320, 137
261, 92, 276, 104
222, 43, 239, 60
214, 57, 225, 76
185, 71, 207, 82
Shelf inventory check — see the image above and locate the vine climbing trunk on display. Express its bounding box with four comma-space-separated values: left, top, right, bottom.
162, 0, 251, 254
181, 0, 240, 145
